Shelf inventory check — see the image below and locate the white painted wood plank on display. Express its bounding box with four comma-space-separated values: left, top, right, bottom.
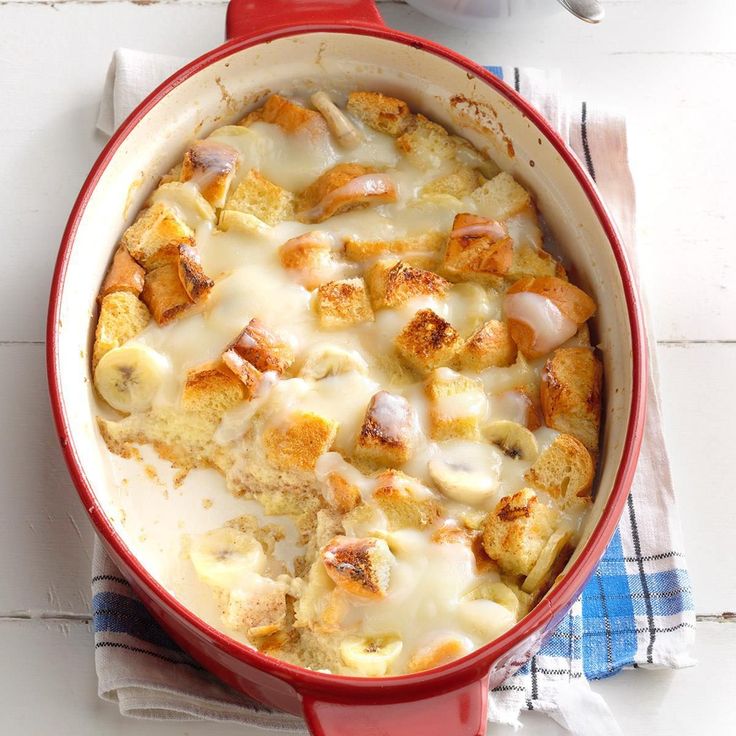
655, 342, 736, 614
0, 343, 95, 615
3, 340, 731, 615
0, 1, 734, 341
0, 617, 731, 735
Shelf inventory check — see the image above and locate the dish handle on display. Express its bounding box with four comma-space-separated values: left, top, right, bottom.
301, 673, 491, 736
226, 0, 385, 41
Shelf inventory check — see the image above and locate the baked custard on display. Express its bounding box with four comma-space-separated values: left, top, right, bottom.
93, 90, 602, 676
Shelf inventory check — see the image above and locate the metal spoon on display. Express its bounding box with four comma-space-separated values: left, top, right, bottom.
556, 0, 605, 23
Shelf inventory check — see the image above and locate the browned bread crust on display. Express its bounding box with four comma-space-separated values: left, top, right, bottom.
541, 347, 603, 452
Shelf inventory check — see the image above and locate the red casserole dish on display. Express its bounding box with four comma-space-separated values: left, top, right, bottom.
47, 1, 647, 733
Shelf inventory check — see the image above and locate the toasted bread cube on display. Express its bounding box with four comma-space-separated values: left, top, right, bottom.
521, 386, 543, 431
455, 320, 517, 372
263, 411, 339, 471
507, 246, 561, 280
396, 114, 457, 170
504, 278, 596, 360
121, 201, 194, 269
278, 231, 338, 290
181, 139, 240, 208
310, 508, 347, 551
225, 169, 295, 226
507, 276, 596, 324
297, 163, 397, 223
218, 210, 271, 237
92, 291, 150, 368
221, 349, 263, 399
222, 577, 287, 637
323, 471, 363, 514
482, 488, 558, 577
344, 231, 445, 262
525, 433, 594, 507
443, 213, 513, 279
541, 348, 602, 452
394, 309, 462, 375
321, 536, 394, 599
241, 93, 328, 139
372, 470, 441, 530
140, 262, 192, 325
99, 247, 145, 299
401, 253, 444, 272
229, 318, 295, 375
142, 241, 213, 305
346, 91, 413, 136
176, 242, 214, 303
407, 635, 470, 674
315, 278, 374, 329
425, 368, 486, 440
471, 172, 534, 221
422, 166, 485, 199
366, 259, 449, 310
355, 391, 416, 467
182, 361, 245, 418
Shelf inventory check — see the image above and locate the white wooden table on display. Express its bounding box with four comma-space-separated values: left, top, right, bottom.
1, 0, 733, 733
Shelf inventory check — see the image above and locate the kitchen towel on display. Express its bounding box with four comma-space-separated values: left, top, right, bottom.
92, 48, 695, 735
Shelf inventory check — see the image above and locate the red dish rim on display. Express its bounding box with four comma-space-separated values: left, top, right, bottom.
47, 24, 647, 697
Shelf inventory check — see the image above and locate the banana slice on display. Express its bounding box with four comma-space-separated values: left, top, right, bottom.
150, 181, 216, 225
428, 454, 499, 506
464, 580, 520, 617
522, 529, 573, 594
299, 344, 369, 381
208, 125, 263, 139
339, 635, 402, 677
94, 343, 169, 413
189, 527, 267, 590
447, 281, 494, 333
457, 599, 517, 643
484, 420, 538, 462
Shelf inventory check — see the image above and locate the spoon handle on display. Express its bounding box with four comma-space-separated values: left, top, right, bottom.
557, 0, 605, 24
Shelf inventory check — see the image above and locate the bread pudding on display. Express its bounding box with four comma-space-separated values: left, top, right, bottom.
92, 90, 602, 676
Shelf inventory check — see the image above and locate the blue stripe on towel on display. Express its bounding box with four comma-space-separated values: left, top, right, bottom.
581, 531, 638, 678
93, 591, 180, 650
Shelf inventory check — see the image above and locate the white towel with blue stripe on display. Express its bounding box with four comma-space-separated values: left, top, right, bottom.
93, 49, 695, 734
